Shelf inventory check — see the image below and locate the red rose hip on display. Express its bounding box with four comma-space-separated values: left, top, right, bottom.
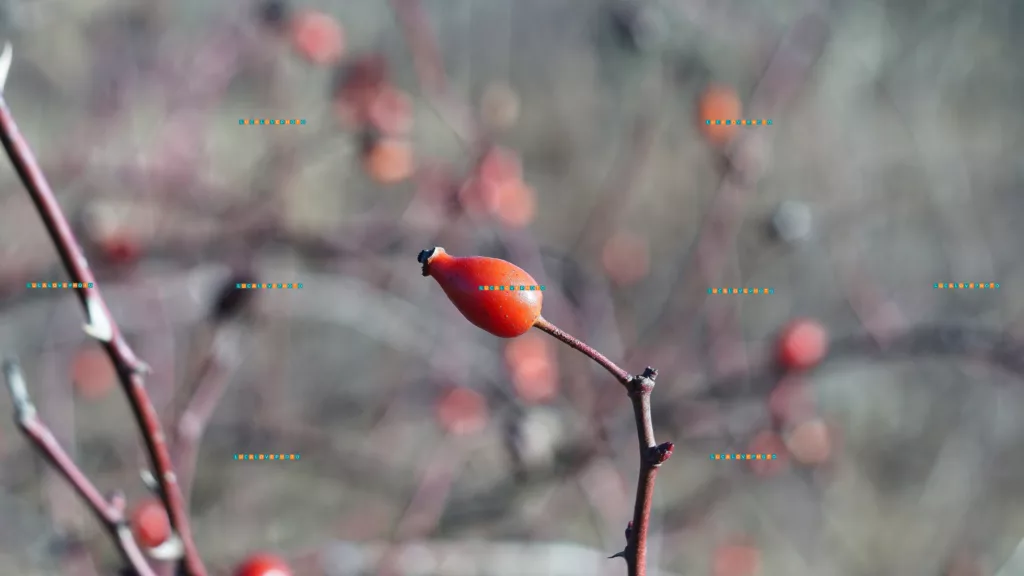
419, 247, 543, 338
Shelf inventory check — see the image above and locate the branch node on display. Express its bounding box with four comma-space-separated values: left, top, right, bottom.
108, 490, 127, 514
648, 441, 674, 466
3, 359, 37, 421
627, 366, 657, 396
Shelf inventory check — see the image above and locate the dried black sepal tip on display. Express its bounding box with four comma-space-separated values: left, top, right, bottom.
209, 272, 257, 321
257, 0, 289, 29
418, 248, 438, 276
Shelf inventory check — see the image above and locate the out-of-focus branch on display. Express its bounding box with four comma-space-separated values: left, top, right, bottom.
2, 360, 157, 576
0, 44, 207, 576
172, 326, 241, 509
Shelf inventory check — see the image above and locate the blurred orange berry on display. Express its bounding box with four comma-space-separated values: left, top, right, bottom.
767, 376, 816, 425
288, 10, 345, 66
777, 318, 829, 371
784, 418, 832, 465
130, 498, 171, 548
367, 86, 413, 136
505, 333, 558, 403
459, 146, 526, 217
494, 180, 537, 228
479, 83, 521, 131
601, 231, 650, 285
71, 347, 117, 400
362, 137, 415, 184
712, 543, 761, 576
477, 146, 522, 186
747, 430, 788, 476
697, 83, 742, 148
435, 387, 488, 435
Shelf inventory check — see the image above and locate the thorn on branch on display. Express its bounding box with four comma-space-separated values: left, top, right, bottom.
3, 358, 36, 421
0, 42, 11, 93
648, 441, 674, 466
608, 521, 634, 560
140, 469, 160, 494
82, 295, 115, 342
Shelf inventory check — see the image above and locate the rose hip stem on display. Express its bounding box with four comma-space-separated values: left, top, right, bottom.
533, 316, 671, 576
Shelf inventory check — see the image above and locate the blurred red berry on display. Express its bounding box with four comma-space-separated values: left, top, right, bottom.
784, 418, 832, 465
98, 234, 142, 265
435, 387, 488, 435
777, 318, 829, 370
494, 180, 537, 228
712, 542, 762, 576
505, 332, 558, 403
288, 10, 345, 66
234, 553, 293, 576
362, 137, 415, 184
601, 231, 650, 285
130, 498, 171, 548
477, 146, 522, 187
459, 147, 526, 217
71, 347, 117, 400
418, 247, 544, 338
367, 86, 413, 135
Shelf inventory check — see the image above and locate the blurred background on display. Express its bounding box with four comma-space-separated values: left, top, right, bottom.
0, 0, 1022, 574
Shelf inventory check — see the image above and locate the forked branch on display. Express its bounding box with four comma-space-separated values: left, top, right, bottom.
2, 360, 158, 576
0, 43, 207, 576
534, 316, 672, 576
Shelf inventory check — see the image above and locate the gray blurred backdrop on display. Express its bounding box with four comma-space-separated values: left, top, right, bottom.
0, 0, 1022, 574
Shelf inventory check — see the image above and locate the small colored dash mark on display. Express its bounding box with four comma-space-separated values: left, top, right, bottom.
705, 119, 772, 126
239, 119, 306, 125
710, 454, 777, 460
934, 283, 999, 289
234, 454, 300, 460
236, 283, 303, 289
708, 288, 774, 294
478, 285, 546, 291
28, 282, 93, 288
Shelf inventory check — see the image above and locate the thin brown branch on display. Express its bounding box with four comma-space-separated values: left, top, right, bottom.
2, 360, 158, 576
387, 0, 477, 143
0, 46, 207, 576
533, 318, 671, 576
534, 316, 631, 386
